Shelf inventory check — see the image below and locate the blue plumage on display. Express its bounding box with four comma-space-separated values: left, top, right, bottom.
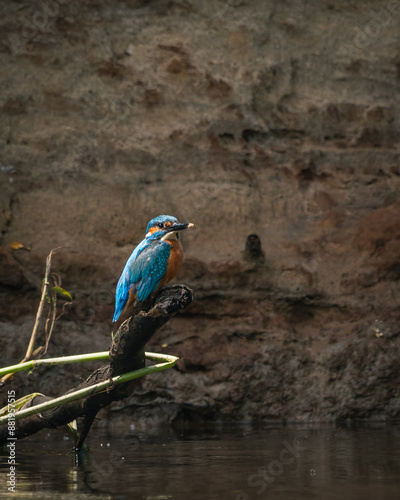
146, 215, 178, 233
130, 240, 171, 301
113, 215, 193, 323
113, 236, 171, 322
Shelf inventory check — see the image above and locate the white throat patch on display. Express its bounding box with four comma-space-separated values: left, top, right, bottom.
161, 231, 177, 241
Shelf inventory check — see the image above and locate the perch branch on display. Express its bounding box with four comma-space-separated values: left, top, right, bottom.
0, 354, 178, 424
0, 284, 192, 448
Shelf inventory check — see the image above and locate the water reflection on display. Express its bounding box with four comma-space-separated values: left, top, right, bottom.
1, 422, 400, 499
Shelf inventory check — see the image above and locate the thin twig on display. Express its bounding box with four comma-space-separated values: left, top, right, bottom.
0, 248, 59, 386
44, 274, 59, 355
26, 249, 57, 360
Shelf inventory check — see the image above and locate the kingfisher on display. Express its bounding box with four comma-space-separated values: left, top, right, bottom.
113, 215, 194, 323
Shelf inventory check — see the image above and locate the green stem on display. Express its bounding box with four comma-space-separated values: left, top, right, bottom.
0, 353, 178, 425
0, 351, 110, 377
0, 351, 176, 377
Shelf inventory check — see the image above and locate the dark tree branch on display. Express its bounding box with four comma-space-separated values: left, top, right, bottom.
0, 285, 193, 449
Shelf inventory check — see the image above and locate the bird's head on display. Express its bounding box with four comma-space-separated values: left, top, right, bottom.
145, 215, 194, 240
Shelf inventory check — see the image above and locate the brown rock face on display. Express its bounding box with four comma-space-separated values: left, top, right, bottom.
0, 248, 23, 288
1, 1, 400, 426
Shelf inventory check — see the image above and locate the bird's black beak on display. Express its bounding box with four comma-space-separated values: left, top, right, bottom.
167, 222, 194, 232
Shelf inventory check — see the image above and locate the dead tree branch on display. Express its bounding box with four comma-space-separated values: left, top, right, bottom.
0, 285, 192, 449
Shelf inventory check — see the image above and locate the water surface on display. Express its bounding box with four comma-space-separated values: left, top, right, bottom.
1, 422, 399, 499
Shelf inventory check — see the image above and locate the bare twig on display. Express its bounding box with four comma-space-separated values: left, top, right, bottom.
43, 272, 60, 355
0, 248, 59, 386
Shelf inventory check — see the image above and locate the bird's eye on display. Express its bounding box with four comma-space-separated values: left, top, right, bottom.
157, 223, 164, 229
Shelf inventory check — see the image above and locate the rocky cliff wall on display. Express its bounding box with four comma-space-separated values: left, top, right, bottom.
1, 0, 400, 427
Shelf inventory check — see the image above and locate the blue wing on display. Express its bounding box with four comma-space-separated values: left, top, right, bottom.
113, 239, 148, 322
113, 239, 171, 322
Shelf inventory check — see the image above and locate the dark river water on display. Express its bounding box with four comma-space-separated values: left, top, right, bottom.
1, 422, 400, 499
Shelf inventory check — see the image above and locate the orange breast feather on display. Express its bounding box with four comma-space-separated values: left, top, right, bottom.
159, 239, 183, 287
